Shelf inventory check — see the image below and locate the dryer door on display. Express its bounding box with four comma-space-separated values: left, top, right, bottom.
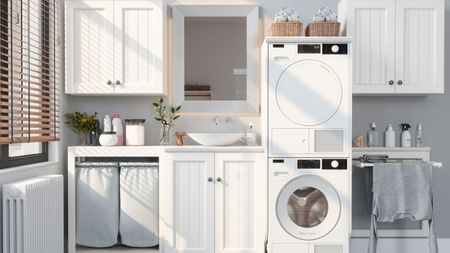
275, 59, 342, 126
276, 175, 341, 240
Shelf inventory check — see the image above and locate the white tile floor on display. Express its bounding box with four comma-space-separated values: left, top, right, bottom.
76, 246, 159, 253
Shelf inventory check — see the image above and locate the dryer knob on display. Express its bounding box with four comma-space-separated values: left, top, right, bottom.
331, 160, 339, 168
331, 45, 340, 53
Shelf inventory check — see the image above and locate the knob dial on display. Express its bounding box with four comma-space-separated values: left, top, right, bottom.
331, 45, 340, 53
208, 177, 213, 182
331, 160, 339, 168
216, 177, 222, 183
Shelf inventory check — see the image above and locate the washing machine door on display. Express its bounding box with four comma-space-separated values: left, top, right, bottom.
276, 175, 341, 240
276, 59, 342, 126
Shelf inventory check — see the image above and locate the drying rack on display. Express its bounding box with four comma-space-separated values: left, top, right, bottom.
352, 154, 443, 168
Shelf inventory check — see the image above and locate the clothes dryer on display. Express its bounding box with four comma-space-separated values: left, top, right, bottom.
268, 38, 352, 158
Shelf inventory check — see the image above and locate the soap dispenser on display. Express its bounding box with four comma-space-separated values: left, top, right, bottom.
384, 124, 396, 147
400, 123, 412, 147
246, 123, 257, 146
368, 122, 378, 147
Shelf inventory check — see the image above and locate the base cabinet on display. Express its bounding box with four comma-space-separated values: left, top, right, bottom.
162, 152, 265, 253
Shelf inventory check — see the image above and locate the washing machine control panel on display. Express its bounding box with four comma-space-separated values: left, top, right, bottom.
292, 159, 348, 170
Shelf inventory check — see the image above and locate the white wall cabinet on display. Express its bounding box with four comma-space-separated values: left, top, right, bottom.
162, 152, 265, 253
340, 0, 444, 95
65, 0, 165, 95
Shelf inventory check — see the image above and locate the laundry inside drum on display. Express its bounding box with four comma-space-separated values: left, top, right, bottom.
287, 187, 329, 228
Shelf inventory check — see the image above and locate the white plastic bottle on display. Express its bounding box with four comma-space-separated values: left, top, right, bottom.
384, 124, 396, 147
103, 115, 112, 132
112, 114, 124, 146
400, 123, 411, 148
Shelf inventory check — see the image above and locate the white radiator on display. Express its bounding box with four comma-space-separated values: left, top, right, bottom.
2, 175, 64, 253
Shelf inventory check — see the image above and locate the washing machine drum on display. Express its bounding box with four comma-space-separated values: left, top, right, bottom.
276, 60, 343, 126
276, 175, 341, 240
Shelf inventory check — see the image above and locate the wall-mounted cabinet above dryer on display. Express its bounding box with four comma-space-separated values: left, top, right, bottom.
339, 0, 444, 95
65, 0, 165, 95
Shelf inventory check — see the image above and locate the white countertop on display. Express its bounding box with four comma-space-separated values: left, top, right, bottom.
164, 145, 264, 153
68, 145, 264, 157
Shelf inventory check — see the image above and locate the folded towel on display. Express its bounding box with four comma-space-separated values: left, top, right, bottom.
369, 161, 437, 253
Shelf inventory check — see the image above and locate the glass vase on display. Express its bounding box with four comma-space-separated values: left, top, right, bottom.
160, 125, 171, 145
79, 132, 89, 146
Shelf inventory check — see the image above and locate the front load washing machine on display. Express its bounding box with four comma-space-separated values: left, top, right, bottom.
267, 38, 352, 158
267, 158, 350, 253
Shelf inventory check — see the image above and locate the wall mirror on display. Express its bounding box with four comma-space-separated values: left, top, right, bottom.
172, 5, 259, 113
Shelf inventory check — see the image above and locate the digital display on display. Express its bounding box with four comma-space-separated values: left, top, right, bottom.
298, 44, 321, 54
297, 159, 321, 169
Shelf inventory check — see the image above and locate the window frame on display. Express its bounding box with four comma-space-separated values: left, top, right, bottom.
0, 142, 48, 169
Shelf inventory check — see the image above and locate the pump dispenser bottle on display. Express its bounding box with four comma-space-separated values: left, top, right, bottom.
416, 124, 423, 147
401, 123, 412, 147
384, 124, 396, 147
368, 122, 378, 147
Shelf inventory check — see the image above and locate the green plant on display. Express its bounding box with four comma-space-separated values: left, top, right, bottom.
65, 112, 98, 134
153, 97, 181, 143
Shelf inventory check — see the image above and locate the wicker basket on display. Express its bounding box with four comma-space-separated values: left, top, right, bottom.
306, 22, 340, 36
270, 22, 302, 36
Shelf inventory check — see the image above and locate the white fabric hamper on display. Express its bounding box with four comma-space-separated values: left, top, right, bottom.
119, 162, 159, 247
76, 162, 120, 247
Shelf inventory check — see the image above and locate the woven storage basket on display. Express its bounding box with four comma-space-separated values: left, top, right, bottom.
270, 22, 302, 36
306, 22, 340, 36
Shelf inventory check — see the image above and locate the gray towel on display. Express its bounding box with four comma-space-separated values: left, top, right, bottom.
369, 161, 437, 253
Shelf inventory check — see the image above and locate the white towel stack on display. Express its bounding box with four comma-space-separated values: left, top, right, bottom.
312, 6, 338, 22
275, 6, 301, 22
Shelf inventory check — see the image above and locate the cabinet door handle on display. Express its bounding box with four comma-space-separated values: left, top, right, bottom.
107, 80, 112, 85
216, 177, 222, 182
115, 80, 121, 85
208, 177, 213, 182
389, 80, 394, 85
397, 80, 403, 85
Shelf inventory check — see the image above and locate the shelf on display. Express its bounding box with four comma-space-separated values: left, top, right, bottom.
76, 246, 158, 253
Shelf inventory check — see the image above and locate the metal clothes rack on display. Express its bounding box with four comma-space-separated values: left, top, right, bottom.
352, 154, 443, 168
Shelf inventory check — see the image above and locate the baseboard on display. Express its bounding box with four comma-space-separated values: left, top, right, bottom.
350, 238, 450, 253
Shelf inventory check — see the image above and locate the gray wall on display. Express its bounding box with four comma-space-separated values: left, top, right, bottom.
64, 0, 450, 237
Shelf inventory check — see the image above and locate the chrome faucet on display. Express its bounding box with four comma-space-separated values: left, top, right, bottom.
213, 116, 220, 126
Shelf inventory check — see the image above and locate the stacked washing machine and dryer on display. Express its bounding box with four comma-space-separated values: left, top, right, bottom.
266, 37, 352, 253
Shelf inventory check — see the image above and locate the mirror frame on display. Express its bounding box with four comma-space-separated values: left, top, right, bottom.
172, 4, 259, 113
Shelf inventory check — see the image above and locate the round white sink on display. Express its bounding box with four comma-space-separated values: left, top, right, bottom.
188, 133, 245, 146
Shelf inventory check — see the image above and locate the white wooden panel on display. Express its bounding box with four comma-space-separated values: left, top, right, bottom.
164, 153, 214, 253
215, 153, 265, 253
65, 1, 114, 94
395, 0, 444, 94
113, 1, 164, 94
347, 0, 396, 94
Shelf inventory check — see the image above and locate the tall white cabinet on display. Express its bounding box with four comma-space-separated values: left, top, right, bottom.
162, 152, 266, 253
340, 0, 444, 94
65, 0, 165, 95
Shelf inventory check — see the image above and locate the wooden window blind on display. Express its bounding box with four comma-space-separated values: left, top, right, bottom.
0, 0, 60, 144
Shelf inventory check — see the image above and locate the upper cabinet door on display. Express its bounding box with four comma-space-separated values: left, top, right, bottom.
164, 153, 215, 253
113, 1, 164, 94
214, 153, 265, 253
65, 1, 115, 94
347, 0, 396, 94
395, 0, 444, 94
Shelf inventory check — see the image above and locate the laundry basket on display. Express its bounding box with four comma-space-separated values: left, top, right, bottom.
76, 162, 120, 248
119, 162, 159, 247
